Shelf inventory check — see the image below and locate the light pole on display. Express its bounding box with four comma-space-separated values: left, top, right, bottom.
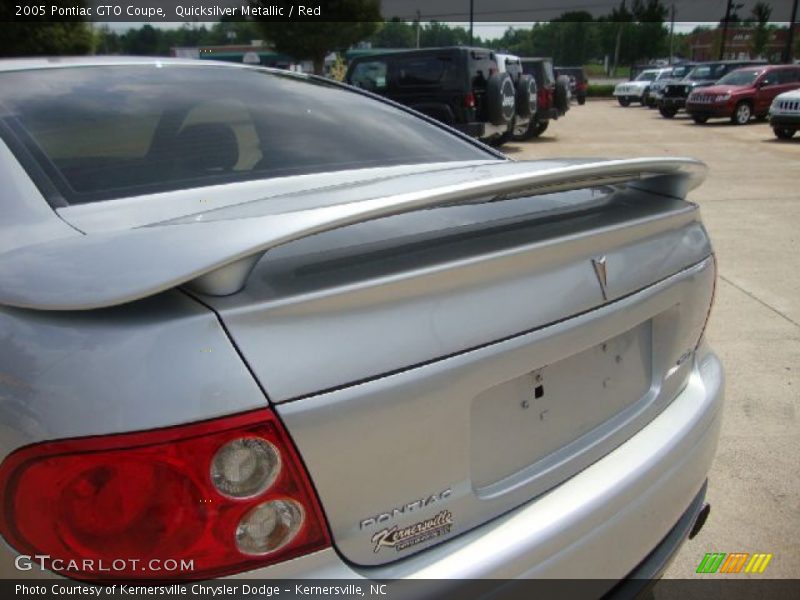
785, 0, 799, 63
469, 0, 474, 46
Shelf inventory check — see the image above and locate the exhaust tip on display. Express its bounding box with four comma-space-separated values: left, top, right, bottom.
689, 503, 711, 540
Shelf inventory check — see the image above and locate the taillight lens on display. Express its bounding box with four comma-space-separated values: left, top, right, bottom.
463, 91, 476, 108
0, 409, 330, 580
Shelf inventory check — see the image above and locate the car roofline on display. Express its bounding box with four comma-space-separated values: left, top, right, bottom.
0, 55, 279, 73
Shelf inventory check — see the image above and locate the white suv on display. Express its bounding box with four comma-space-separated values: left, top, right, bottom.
614, 68, 672, 106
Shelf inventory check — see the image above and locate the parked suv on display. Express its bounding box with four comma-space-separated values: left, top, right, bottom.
515, 57, 570, 139
614, 68, 672, 106
555, 66, 588, 105
646, 63, 696, 108
345, 47, 518, 146
495, 52, 538, 143
769, 88, 800, 139
659, 60, 767, 118
686, 64, 800, 125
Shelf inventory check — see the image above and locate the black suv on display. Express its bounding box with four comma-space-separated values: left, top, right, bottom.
659, 60, 767, 118
345, 47, 534, 146
515, 57, 570, 139
555, 66, 588, 105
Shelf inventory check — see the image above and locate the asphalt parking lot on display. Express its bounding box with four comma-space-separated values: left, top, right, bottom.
503, 102, 799, 578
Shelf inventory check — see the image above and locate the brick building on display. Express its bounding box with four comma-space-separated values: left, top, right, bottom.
688, 26, 799, 62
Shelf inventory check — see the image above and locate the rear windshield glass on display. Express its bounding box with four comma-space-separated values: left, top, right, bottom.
395, 56, 457, 86
0, 65, 493, 205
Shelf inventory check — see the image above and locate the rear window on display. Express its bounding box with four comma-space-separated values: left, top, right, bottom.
395, 56, 456, 87
0, 65, 492, 205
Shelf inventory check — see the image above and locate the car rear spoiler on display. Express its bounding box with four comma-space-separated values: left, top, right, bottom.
0, 158, 706, 311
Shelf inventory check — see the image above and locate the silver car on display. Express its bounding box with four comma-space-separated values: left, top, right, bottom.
0, 58, 723, 591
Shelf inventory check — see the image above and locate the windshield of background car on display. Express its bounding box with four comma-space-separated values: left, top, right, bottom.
348, 59, 388, 91
655, 70, 672, 80
635, 71, 658, 82
687, 64, 726, 80
0, 65, 494, 205
672, 66, 691, 78
717, 69, 760, 86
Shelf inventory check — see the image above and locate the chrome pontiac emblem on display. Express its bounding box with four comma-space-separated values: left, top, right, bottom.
592, 256, 608, 301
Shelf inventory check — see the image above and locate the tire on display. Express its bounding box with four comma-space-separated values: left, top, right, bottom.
731, 101, 752, 125
486, 72, 516, 127
514, 74, 537, 119
577, 95, 586, 106
773, 126, 796, 139
486, 130, 513, 147
554, 77, 570, 114
512, 119, 548, 141
659, 106, 677, 118
618, 97, 631, 107
692, 115, 709, 124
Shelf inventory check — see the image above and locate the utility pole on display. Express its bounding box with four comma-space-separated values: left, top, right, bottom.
719, 0, 743, 60
415, 10, 421, 49
785, 0, 799, 63
469, 0, 474, 46
719, 0, 733, 60
669, 3, 675, 64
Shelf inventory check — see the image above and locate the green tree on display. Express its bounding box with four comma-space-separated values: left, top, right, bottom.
0, 1, 93, 57
251, 0, 381, 73
749, 2, 772, 59
369, 18, 415, 48
419, 21, 471, 47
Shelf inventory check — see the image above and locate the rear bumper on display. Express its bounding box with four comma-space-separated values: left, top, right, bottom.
233, 345, 724, 582
535, 107, 560, 121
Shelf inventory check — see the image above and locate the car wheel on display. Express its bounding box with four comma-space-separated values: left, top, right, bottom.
486, 72, 516, 127
692, 115, 709, 124
731, 101, 752, 125
618, 97, 631, 107
577, 95, 586, 106
512, 120, 549, 141
659, 106, 677, 118
773, 126, 796, 140
514, 74, 537, 119
554, 78, 570, 114
486, 130, 513, 147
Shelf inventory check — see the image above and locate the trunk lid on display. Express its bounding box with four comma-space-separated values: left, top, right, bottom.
193, 159, 714, 566
2, 159, 714, 566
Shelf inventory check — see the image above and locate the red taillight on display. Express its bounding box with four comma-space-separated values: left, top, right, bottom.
463, 92, 476, 108
0, 410, 330, 580
538, 87, 553, 110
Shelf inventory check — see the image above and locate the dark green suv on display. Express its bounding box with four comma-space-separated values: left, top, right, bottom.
346, 47, 536, 147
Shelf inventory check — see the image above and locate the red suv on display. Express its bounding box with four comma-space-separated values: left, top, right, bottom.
686, 64, 800, 125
